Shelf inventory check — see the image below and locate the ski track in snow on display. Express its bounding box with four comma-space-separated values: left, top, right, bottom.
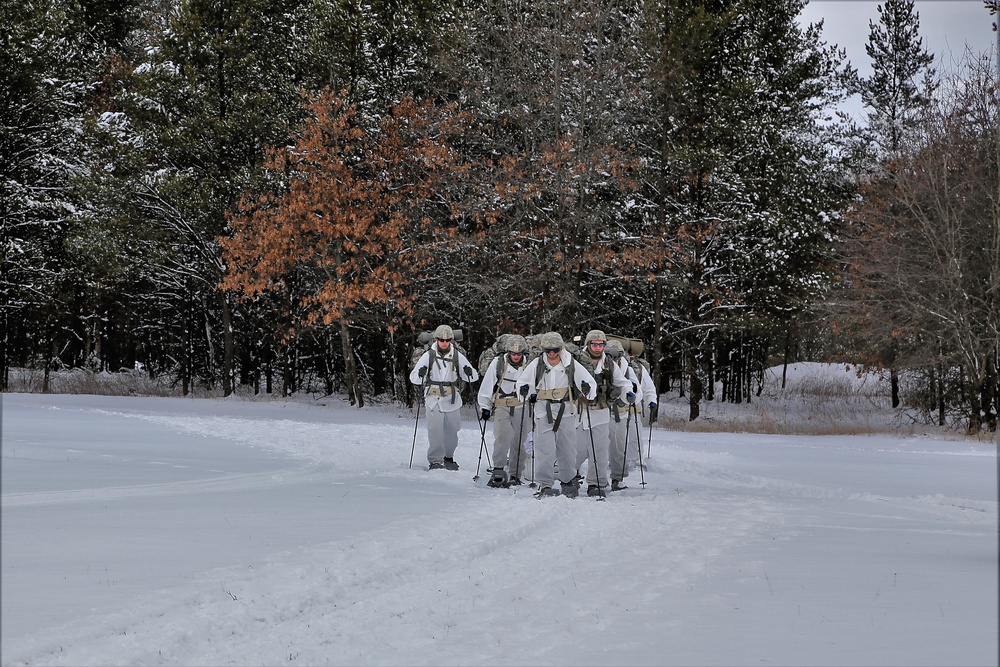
5, 410, 785, 666
10, 488, 778, 666
4, 402, 996, 666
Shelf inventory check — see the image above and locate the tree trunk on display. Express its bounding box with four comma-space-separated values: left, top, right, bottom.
652, 278, 663, 400
340, 316, 364, 407
688, 369, 701, 421
937, 359, 945, 426
890, 366, 900, 409
220, 293, 234, 397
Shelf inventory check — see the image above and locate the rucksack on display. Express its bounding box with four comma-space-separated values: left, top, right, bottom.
608, 334, 651, 379
480, 334, 536, 394
477, 334, 514, 376
410, 328, 466, 368
410, 328, 471, 392
531, 337, 617, 407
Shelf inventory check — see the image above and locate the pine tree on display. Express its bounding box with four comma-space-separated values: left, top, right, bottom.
431, 0, 647, 335
856, 0, 937, 407
860, 0, 936, 156
0, 0, 105, 388
112, 0, 310, 395
630, 0, 854, 419
850, 55, 998, 431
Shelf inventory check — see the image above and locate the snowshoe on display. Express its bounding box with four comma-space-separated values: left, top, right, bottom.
560, 481, 579, 498
443, 457, 459, 471
508, 476, 523, 487
487, 468, 509, 488
428, 462, 445, 470
587, 484, 604, 498
534, 486, 561, 499
611, 480, 628, 492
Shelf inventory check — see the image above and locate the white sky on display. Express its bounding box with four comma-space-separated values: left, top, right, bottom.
799, 0, 997, 76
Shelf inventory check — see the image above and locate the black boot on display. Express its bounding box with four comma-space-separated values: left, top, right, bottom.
487, 468, 508, 487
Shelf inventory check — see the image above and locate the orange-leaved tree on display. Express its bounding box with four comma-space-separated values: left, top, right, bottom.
220, 89, 470, 405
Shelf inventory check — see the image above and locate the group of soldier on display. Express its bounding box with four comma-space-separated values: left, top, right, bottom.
408, 325, 658, 499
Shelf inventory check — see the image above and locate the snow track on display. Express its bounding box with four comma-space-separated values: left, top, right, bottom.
3, 394, 996, 666
8, 470, 782, 667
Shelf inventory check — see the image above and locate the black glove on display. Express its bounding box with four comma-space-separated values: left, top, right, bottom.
481, 408, 491, 421
529, 394, 537, 404
417, 366, 427, 379
463, 365, 474, 378
649, 404, 658, 422
519, 384, 529, 397
626, 391, 636, 404
580, 380, 591, 395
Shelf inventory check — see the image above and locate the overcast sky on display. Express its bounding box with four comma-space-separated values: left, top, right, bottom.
798, 0, 997, 118
799, 0, 996, 73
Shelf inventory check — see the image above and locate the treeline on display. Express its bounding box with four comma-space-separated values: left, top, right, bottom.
3, 0, 997, 431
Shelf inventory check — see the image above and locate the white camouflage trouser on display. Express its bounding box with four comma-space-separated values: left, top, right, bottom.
576, 418, 611, 488
609, 407, 631, 482
531, 400, 577, 490
491, 403, 529, 479
426, 407, 461, 465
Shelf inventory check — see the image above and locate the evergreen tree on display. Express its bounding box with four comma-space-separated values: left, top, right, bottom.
630, 0, 854, 419
850, 55, 998, 431
0, 0, 105, 388
110, 0, 311, 395
431, 0, 647, 337
860, 0, 936, 156
855, 0, 936, 407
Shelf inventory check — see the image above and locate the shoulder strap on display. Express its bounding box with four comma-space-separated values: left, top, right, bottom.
567, 357, 577, 400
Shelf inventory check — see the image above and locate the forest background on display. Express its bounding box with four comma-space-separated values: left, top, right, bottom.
3, 0, 999, 432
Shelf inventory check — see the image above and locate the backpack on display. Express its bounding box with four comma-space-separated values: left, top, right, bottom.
477, 334, 514, 376
410, 328, 470, 391
481, 334, 537, 396
572, 344, 618, 408
531, 337, 617, 408
609, 335, 651, 379
630, 357, 651, 380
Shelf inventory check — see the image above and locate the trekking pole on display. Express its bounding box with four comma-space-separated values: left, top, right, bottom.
584, 400, 606, 501
620, 407, 632, 483
408, 396, 422, 469
528, 399, 537, 488
513, 401, 527, 484
634, 406, 647, 488
473, 412, 491, 481
647, 410, 654, 460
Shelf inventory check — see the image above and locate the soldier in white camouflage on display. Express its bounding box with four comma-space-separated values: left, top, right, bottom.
409, 325, 479, 471
572, 330, 635, 497
515, 332, 596, 498
477, 334, 530, 487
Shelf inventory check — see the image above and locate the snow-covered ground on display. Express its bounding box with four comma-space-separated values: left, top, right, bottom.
2, 366, 997, 666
